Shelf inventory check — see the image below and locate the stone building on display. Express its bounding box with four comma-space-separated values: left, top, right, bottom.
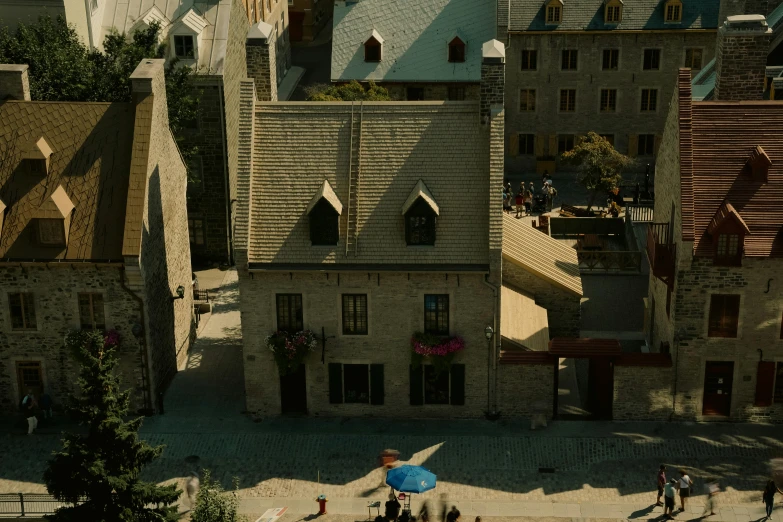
240, 0, 293, 78
0, 60, 193, 414
0, 0, 106, 50
330, 0, 496, 101
101, 0, 256, 266
287, 0, 332, 43
498, 0, 721, 174
647, 14, 783, 422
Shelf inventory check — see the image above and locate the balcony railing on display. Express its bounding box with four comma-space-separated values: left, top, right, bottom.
576, 250, 642, 272
625, 203, 655, 223
647, 223, 676, 287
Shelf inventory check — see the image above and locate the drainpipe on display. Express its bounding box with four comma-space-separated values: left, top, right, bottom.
482, 274, 500, 417
120, 267, 153, 414
669, 327, 686, 422
218, 82, 233, 266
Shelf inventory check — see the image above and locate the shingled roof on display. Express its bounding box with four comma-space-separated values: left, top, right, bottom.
507, 0, 720, 32
0, 101, 135, 260
331, 0, 496, 82
677, 73, 783, 257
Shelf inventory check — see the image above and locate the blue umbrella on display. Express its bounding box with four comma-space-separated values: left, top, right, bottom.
385, 465, 437, 493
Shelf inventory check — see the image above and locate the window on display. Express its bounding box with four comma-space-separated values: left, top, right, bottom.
640, 89, 658, 112
546, 5, 561, 23
643, 49, 661, 70
329, 363, 384, 405
188, 218, 205, 246
605, 3, 622, 22
521, 50, 538, 71
600, 134, 615, 147
600, 89, 617, 112
775, 362, 783, 402
410, 364, 465, 405
561, 50, 578, 71
9, 293, 36, 330
638, 134, 655, 155
519, 89, 536, 111
38, 219, 65, 246
519, 134, 535, 155
343, 364, 370, 403
424, 294, 449, 335
665, 0, 682, 22
448, 37, 465, 63
406, 87, 424, 101
187, 157, 204, 194
365, 38, 381, 62
424, 365, 450, 404
602, 49, 619, 70
26, 159, 46, 175
173, 35, 195, 59
558, 134, 575, 153
309, 199, 339, 246
685, 48, 703, 69
78, 293, 106, 330
405, 198, 437, 246
447, 86, 465, 101
276, 294, 303, 332
707, 294, 740, 338
559, 89, 576, 112
715, 234, 742, 265
15, 361, 43, 401
342, 294, 368, 335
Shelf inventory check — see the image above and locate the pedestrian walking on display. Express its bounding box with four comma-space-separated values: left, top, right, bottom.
39, 393, 53, 419
703, 480, 719, 517
523, 184, 532, 215
446, 506, 461, 522
386, 491, 401, 521
22, 390, 38, 435
439, 494, 448, 522
515, 191, 524, 218
186, 472, 200, 511
664, 478, 677, 519
656, 464, 667, 506
678, 469, 693, 512
764, 480, 783, 519
418, 501, 430, 522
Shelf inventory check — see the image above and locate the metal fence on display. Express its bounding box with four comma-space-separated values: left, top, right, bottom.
0, 493, 82, 516
625, 203, 655, 223
549, 217, 626, 238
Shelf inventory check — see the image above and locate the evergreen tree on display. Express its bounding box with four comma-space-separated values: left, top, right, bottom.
44, 330, 180, 522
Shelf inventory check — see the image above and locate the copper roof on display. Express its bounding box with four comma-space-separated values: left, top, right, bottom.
0, 101, 135, 260
678, 70, 783, 257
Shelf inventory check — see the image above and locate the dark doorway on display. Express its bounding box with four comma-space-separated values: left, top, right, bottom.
702, 361, 734, 416
407, 87, 425, 101
587, 358, 614, 419
555, 357, 613, 420
289, 11, 304, 42
280, 365, 307, 414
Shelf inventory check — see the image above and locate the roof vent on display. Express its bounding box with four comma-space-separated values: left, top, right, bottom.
744, 145, 771, 182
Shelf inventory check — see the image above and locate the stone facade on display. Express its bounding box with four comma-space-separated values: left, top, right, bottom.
612, 365, 672, 420
504, 31, 716, 173
247, 31, 278, 101
0, 65, 30, 101
496, 363, 554, 418
714, 16, 772, 101
288, 0, 332, 42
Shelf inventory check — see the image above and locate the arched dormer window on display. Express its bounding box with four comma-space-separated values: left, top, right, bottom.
707, 201, 750, 266
365, 30, 383, 62
604, 0, 623, 23
402, 180, 439, 246
545, 0, 563, 24
448, 36, 466, 63
664, 0, 682, 22
306, 180, 343, 246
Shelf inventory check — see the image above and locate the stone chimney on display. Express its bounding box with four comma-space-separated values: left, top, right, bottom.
714, 15, 772, 101
480, 40, 505, 124
246, 21, 278, 102
0, 64, 31, 101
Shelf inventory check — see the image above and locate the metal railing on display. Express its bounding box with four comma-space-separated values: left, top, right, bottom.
0, 493, 83, 516
625, 204, 655, 223
576, 250, 642, 272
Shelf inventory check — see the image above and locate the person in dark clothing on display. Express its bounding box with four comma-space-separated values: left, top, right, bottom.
446, 506, 461, 522
386, 492, 401, 521
764, 480, 783, 519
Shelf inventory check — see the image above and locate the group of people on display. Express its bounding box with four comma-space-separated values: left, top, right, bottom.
383, 492, 465, 522
21, 389, 53, 435
656, 465, 783, 520
502, 172, 557, 218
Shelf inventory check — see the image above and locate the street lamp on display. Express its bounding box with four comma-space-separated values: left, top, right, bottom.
484, 325, 494, 340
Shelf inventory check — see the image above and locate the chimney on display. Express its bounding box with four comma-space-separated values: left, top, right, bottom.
0, 64, 31, 101
246, 22, 278, 102
480, 40, 505, 124
714, 15, 771, 101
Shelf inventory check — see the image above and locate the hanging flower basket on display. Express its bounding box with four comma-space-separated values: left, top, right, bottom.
104, 330, 120, 349
410, 332, 465, 375
266, 330, 318, 375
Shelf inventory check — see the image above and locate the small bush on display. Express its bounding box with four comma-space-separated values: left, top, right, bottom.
190, 470, 246, 522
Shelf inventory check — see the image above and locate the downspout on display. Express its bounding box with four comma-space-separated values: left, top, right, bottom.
482, 274, 500, 417
669, 328, 685, 422
83, 0, 95, 50
218, 82, 233, 266
120, 267, 153, 414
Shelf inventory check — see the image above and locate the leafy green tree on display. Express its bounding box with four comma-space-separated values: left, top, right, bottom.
306, 80, 391, 101
190, 470, 246, 522
560, 131, 635, 211
44, 330, 180, 522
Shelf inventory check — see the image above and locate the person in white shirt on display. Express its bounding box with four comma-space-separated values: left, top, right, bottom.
678, 469, 693, 512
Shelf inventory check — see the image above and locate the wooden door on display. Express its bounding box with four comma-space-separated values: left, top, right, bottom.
16, 361, 43, 406
280, 364, 307, 414
289, 11, 304, 42
702, 361, 734, 416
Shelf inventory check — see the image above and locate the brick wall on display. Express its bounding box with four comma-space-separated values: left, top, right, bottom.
496, 363, 554, 417
504, 31, 716, 173
0, 266, 146, 412
239, 271, 495, 417
613, 365, 672, 420
714, 19, 771, 101
247, 33, 278, 101
502, 263, 581, 338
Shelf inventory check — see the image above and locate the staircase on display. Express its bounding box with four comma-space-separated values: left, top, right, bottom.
344, 102, 363, 256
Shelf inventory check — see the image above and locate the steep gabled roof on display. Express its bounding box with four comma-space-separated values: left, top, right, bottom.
402, 180, 439, 216
706, 201, 751, 236
307, 180, 343, 215
33, 186, 74, 219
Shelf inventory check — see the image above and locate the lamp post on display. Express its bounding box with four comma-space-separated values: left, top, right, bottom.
484, 326, 494, 418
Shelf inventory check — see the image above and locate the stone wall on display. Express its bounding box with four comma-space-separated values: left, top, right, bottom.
381, 83, 481, 101
502, 262, 581, 339
289, 0, 333, 42
0, 64, 30, 101
714, 19, 771, 101
496, 363, 554, 418
504, 31, 716, 173
238, 271, 495, 417
247, 32, 277, 101
613, 365, 672, 420
0, 265, 145, 412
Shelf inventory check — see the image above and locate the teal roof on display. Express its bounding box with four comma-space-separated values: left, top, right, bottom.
768, 2, 783, 28
691, 58, 716, 101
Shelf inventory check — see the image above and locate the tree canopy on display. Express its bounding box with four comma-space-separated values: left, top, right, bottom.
305, 80, 392, 101
560, 132, 635, 211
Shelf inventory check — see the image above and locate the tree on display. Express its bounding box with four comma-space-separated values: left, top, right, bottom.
190, 470, 246, 522
43, 330, 180, 522
560, 131, 635, 211
306, 80, 391, 101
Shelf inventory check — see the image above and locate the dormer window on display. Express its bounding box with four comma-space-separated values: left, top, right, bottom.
364, 30, 383, 62
605, 0, 623, 23
22, 136, 52, 175
26, 159, 46, 175
707, 201, 750, 267
448, 37, 465, 63
306, 180, 343, 246
33, 185, 74, 248
174, 35, 195, 58
744, 145, 771, 182
403, 180, 439, 246
545, 0, 563, 24
664, 0, 682, 22
38, 219, 66, 246
169, 9, 208, 61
